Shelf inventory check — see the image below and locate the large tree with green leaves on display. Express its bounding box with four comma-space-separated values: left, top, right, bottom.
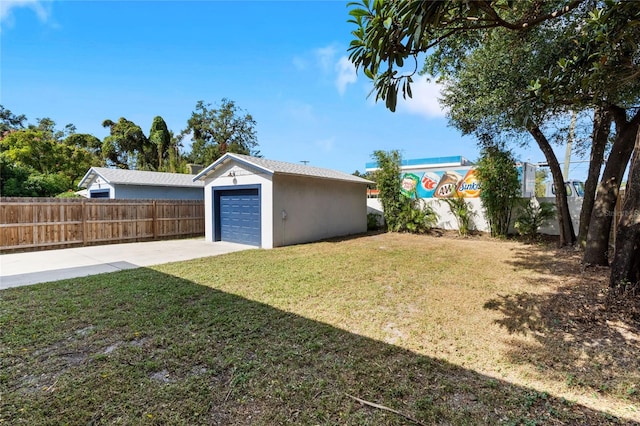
528, 2, 640, 269
0, 105, 26, 136
0, 116, 100, 196
610, 131, 640, 290
434, 24, 579, 246
149, 116, 182, 172
101, 116, 184, 172
183, 99, 258, 166
101, 117, 152, 170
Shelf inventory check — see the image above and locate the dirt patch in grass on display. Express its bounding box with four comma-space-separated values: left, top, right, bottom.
1, 232, 638, 424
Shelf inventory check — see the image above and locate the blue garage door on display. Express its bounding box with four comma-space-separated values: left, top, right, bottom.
218, 189, 261, 246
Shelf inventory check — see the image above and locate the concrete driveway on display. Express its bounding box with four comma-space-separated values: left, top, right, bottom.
0, 239, 254, 290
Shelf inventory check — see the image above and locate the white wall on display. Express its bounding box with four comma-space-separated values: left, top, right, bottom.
367, 196, 582, 236
367, 198, 490, 232
536, 197, 582, 236
202, 162, 274, 247
272, 175, 368, 247
423, 198, 490, 232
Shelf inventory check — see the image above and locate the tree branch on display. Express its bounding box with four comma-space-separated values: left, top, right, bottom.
345, 393, 427, 426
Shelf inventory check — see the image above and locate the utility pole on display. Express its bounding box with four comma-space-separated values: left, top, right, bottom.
563, 111, 577, 180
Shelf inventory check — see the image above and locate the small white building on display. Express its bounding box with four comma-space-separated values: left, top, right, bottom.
193, 153, 371, 248
78, 167, 204, 200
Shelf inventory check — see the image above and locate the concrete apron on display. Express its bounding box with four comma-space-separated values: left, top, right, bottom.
0, 239, 253, 290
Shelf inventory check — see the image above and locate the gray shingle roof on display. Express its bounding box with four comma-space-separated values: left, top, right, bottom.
194, 153, 372, 184
79, 167, 204, 188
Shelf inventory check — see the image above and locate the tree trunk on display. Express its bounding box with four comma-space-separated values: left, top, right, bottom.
578, 107, 611, 248
583, 107, 638, 266
529, 125, 575, 246
610, 127, 640, 291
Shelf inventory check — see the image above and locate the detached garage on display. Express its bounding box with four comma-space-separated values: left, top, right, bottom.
193, 153, 371, 248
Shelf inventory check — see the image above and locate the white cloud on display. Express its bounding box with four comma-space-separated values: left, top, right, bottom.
301, 45, 357, 95
1, 0, 51, 25
396, 76, 448, 119
335, 56, 357, 95
315, 137, 335, 152
314, 45, 336, 73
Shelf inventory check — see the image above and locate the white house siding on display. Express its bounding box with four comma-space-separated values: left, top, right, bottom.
202, 162, 274, 248
112, 184, 203, 200
271, 174, 367, 247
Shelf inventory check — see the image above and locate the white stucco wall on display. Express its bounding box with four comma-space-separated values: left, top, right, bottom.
271, 175, 368, 247
367, 196, 582, 236
367, 198, 490, 232
423, 198, 490, 232
536, 197, 582, 236
202, 162, 274, 248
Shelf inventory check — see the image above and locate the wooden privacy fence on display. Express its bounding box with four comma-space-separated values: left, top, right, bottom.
0, 198, 205, 252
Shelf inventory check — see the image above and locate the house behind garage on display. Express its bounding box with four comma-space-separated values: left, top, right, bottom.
193, 153, 372, 248
78, 167, 204, 200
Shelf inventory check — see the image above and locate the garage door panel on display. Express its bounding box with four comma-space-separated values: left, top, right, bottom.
218, 189, 261, 246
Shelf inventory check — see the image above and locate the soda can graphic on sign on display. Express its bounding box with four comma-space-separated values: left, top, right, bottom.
456, 169, 481, 198
434, 171, 463, 198
421, 172, 439, 191
417, 172, 440, 198
400, 173, 420, 198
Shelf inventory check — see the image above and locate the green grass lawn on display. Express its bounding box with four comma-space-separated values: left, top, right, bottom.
1, 233, 638, 425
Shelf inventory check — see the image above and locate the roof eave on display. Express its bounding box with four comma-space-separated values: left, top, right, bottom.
193, 153, 275, 181
77, 167, 107, 188
275, 171, 373, 185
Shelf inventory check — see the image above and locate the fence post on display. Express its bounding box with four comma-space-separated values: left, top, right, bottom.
152, 200, 158, 240
81, 199, 87, 246
32, 202, 38, 247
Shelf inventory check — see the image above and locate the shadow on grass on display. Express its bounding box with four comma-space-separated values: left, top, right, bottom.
485, 246, 640, 410
0, 267, 634, 425
506, 245, 585, 281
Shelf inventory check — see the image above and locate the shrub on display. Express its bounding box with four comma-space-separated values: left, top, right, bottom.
372, 150, 403, 229
514, 199, 556, 241
442, 194, 476, 236
393, 200, 438, 233
56, 190, 82, 198
367, 212, 383, 230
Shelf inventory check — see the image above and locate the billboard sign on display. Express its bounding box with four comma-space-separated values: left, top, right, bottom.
401, 168, 481, 198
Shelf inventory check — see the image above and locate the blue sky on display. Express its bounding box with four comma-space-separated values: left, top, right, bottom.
1, 0, 590, 178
